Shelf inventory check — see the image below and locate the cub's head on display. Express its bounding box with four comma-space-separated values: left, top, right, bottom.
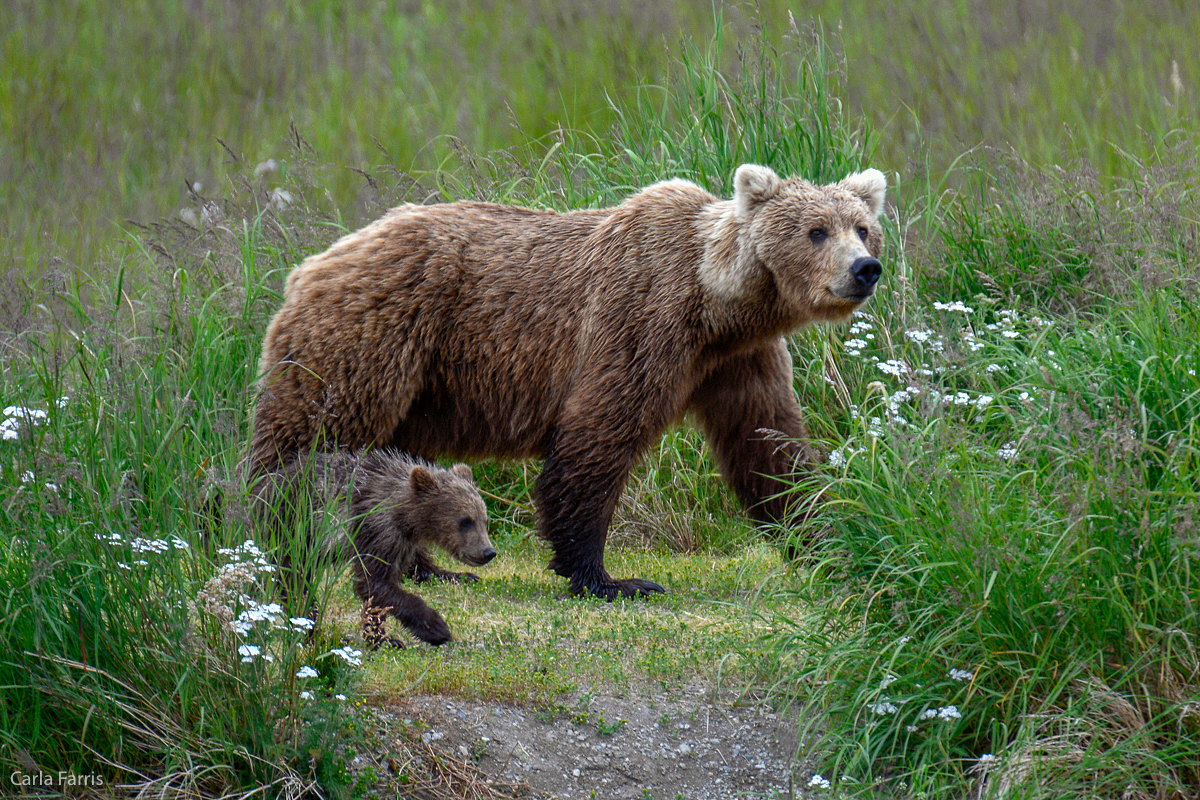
409, 463, 495, 567
730, 163, 887, 321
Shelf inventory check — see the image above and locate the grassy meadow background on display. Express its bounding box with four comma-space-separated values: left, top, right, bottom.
2, 0, 1199, 797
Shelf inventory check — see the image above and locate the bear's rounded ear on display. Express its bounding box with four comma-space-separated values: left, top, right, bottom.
837, 168, 888, 218
409, 465, 437, 495
734, 164, 782, 217
450, 463, 473, 482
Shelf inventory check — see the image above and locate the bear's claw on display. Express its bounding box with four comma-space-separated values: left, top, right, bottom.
571, 575, 666, 600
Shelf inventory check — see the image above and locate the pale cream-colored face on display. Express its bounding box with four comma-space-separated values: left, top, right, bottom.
739, 166, 887, 321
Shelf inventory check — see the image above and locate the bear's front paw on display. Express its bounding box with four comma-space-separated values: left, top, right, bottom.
570, 573, 666, 600
410, 611, 453, 646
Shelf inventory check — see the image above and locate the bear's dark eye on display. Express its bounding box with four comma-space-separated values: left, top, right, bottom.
857, 226, 870, 241
808, 228, 828, 243
458, 517, 475, 531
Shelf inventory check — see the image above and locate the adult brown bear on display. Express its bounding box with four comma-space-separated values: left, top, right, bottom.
249, 164, 887, 599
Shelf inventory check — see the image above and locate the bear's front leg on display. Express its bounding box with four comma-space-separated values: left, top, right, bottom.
536, 424, 665, 600
690, 339, 815, 534
351, 555, 452, 647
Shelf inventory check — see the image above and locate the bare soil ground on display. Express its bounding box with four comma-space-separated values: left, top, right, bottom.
386, 685, 803, 799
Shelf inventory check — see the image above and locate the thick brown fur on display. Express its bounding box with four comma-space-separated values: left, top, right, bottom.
249, 164, 887, 599
256, 449, 493, 647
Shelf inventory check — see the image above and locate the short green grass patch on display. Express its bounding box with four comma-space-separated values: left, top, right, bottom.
357, 541, 796, 707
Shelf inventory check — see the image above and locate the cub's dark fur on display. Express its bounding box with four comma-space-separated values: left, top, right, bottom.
256, 449, 494, 647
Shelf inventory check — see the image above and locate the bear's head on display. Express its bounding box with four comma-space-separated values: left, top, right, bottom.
728, 163, 887, 322
409, 463, 496, 567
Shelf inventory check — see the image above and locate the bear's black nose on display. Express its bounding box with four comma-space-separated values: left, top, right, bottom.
851, 256, 882, 289
480, 547, 498, 564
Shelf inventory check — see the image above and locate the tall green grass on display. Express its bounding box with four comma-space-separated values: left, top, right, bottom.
757, 149, 1200, 796
7, 1, 1197, 276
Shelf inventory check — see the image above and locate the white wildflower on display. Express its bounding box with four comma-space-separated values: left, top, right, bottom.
975, 395, 994, 410
986, 363, 1003, 373
880, 674, 898, 689
949, 668, 975, 682
335, 694, 347, 701
1000, 330, 1021, 339
296, 666, 318, 679
808, 774, 831, 789
867, 699, 899, 715
938, 705, 962, 720
876, 359, 910, 377
906, 725, 918, 733
328, 646, 364, 667
300, 690, 314, 700
2, 406, 49, 440
290, 616, 315, 631
238, 644, 262, 663
997, 442, 1018, 460
268, 187, 294, 212
904, 329, 932, 343
933, 300, 974, 314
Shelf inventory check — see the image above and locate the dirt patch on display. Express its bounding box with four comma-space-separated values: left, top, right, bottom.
385, 685, 803, 799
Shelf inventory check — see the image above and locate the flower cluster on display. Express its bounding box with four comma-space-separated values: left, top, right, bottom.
828, 300, 1057, 466
195, 539, 277, 630
861, 656, 976, 742
328, 646, 364, 667
918, 705, 962, 721
95, 530, 190, 570
2, 405, 48, 441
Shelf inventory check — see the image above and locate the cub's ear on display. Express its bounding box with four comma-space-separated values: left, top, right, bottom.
409, 465, 437, 495
837, 168, 888, 218
450, 463, 473, 482
734, 164, 782, 217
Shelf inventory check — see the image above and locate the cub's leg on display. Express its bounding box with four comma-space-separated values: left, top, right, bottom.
351, 553, 452, 647
403, 547, 480, 584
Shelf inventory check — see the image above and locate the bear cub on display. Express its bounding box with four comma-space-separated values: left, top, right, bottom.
257, 449, 494, 648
